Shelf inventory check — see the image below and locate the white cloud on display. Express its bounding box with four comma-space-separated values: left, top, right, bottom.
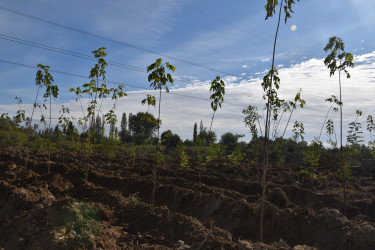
242, 64, 248, 68
241, 73, 246, 76
2, 51, 375, 144
261, 58, 270, 62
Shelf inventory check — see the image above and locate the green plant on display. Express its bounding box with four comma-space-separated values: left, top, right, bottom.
303, 139, 322, 169
205, 143, 221, 165
323, 36, 354, 213
51, 200, 100, 250
209, 76, 225, 131
300, 169, 318, 179
260, 0, 300, 242
69, 47, 126, 180
292, 121, 304, 143
142, 94, 156, 113
127, 192, 141, 204
180, 149, 189, 168
147, 58, 175, 205
228, 146, 244, 167
36, 64, 59, 174
366, 115, 375, 159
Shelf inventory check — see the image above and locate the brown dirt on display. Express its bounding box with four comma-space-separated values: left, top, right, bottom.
0, 149, 374, 249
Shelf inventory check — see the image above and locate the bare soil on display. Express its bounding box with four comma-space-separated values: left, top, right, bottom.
0, 149, 374, 249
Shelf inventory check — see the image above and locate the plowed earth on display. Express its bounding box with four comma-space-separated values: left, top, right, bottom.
0, 149, 374, 249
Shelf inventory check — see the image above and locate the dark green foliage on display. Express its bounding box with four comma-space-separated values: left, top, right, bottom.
193, 123, 197, 143
219, 132, 244, 152
197, 130, 216, 145
128, 112, 160, 144
119, 112, 132, 144
209, 76, 225, 131
324, 36, 354, 78
161, 130, 182, 149
265, 0, 300, 23
147, 58, 175, 93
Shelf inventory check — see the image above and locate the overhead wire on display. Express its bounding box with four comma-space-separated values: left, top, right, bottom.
0, 4, 236, 77
0, 5, 372, 117
0, 6, 346, 103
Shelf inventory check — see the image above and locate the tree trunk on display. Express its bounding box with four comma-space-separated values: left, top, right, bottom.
260, 0, 283, 243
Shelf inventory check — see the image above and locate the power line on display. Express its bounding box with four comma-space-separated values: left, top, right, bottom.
0, 4, 236, 76
0, 33, 251, 96
2, 4, 370, 106
0, 34, 146, 73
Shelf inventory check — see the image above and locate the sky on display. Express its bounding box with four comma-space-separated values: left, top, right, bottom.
0, 0, 374, 144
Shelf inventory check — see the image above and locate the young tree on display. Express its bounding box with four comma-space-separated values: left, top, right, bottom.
323, 36, 354, 213
69, 47, 126, 180
146, 58, 175, 205
209, 76, 225, 132
142, 94, 156, 113
58, 105, 73, 166
260, 0, 300, 242
366, 115, 375, 159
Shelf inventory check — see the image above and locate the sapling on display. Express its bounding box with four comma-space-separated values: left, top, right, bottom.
292, 121, 304, 143
142, 94, 156, 113
260, 0, 300, 242
37, 64, 59, 174
180, 148, 189, 168
13, 97, 27, 128
303, 139, 322, 170
228, 146, 244, 167
69, 47, 126, 180
58, 105, 72, 166
146, 58, 175, 205
243, 105, 262, 166
323, 36, 354, 213
209, 76, 225, 132
280, 90, 305, 139
347, 110, 364, 147
319, 95, 342, 142
366, 115, 375, 159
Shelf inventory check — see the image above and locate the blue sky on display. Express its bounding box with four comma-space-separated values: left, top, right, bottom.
0, 0, 374, 143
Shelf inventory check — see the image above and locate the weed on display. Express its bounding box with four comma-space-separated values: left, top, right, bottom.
51, 200, 100, 249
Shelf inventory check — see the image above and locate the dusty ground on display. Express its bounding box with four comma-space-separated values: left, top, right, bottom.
0, 148, 374, 249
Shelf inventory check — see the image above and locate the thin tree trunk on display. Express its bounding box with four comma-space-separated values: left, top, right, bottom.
281, 108, 294, 139
48, 95, 51, 174
274, 109, 285, 139
319, 103, 334, 141
25, 86, 41, 169
260, 0, 283, 243
152, 87, 162, 205
339, 69, 346, 214
209, 111, 215, 132
258, 117, 263, 138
